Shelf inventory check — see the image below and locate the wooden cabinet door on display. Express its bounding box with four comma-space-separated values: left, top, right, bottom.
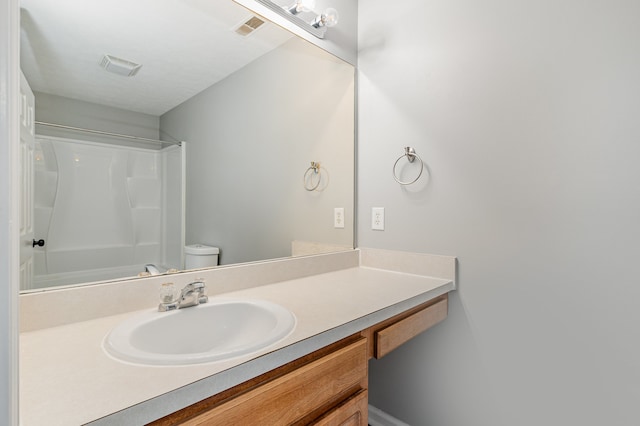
311, 389, 368, 426
181, 339, 367, 425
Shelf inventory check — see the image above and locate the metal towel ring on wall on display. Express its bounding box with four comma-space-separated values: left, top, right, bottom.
392, 147, 424, 185
304, 161, 322, 191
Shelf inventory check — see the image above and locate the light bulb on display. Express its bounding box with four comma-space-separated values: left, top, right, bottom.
287, 0, 316, 15
321, 8, 339, 27
311, 7, 339, 28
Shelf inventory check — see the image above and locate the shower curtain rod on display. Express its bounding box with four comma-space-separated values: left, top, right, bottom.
35, 121, 181, 146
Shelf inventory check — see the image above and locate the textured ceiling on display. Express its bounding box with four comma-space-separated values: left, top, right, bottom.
20, 0, 293, 116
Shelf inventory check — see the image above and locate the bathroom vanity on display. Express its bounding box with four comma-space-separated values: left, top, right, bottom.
151, 295, 448, 425
19, 249, 456, 425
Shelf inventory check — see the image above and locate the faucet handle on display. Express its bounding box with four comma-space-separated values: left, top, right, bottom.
192, 279, 208, 305
190, 279, 205, 290
159, 282, 177, 303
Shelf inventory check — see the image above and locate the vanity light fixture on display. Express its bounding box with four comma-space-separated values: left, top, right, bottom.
310, 7, 339, 28
286, 0, 316, 15
254, 0, 339, 39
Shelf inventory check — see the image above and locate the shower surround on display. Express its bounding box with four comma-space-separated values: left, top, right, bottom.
28, 136, 183, 290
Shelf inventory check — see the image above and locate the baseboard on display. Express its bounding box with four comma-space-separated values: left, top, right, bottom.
368, 405, 411, 426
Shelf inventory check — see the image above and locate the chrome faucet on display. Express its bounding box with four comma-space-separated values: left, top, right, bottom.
158, 280, 208, 312
145, 264, 162, 275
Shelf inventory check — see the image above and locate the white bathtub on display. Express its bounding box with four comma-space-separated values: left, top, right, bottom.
31, 264, 172, 290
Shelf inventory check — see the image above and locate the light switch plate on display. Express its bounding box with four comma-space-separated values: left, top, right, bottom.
334, 208, 345, 228
372, 207, 384, 230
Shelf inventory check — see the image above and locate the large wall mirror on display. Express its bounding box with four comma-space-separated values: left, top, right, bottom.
19, 0, 355, 292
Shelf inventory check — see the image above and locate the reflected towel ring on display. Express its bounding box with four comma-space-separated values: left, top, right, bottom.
392, 147, 424, 185
304, 161, 322, 191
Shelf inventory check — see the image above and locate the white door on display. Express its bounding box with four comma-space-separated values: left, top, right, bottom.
19, 72, 35, 291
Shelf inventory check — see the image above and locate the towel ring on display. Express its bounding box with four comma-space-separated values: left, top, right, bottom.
304, 161, 322, 191
392, 147, 424, 185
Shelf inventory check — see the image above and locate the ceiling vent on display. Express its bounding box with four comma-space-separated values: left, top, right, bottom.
235, 16, 266, 36
100, 54, 142, 77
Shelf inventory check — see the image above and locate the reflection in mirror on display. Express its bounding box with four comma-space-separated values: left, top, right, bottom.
19, 0, 354, 292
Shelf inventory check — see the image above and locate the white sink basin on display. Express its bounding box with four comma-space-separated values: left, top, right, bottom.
103, 299, 296, 365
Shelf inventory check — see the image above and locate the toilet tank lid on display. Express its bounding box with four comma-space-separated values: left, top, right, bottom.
185, 244, 219, 255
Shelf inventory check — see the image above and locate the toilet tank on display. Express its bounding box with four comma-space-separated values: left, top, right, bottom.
184, 244, 219, 270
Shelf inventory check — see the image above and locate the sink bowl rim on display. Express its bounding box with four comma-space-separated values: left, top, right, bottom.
103, 298, 296, 366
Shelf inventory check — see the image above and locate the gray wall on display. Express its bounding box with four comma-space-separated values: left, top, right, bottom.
359, 0, 640, 425
161, 37, 354, 266
33, 92, 160, 145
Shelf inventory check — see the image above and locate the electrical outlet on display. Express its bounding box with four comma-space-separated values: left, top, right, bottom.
372, 207, 385, 230
334, 208, 345, 229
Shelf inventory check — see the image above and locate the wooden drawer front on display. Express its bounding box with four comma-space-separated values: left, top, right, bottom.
182, 339, 368, 425
375, 297, 448, 359
311, 389, 368, 426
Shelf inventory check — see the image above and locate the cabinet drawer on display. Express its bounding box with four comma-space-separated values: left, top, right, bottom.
374, 296, 448, 359
181, 338, 368, 425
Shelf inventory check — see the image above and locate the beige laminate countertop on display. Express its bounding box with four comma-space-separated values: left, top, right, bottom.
20, 264, 454, 425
